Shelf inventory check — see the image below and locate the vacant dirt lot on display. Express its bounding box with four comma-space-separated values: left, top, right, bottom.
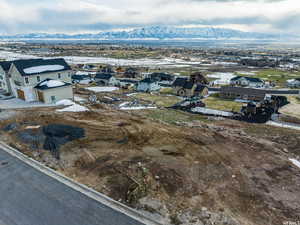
0, 107, 299, 225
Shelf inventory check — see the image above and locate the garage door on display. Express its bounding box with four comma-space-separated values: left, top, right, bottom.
17, 89, 25, 100
37, 91, 44, 102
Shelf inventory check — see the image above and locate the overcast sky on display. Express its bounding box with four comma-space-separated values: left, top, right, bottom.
0, 0, 299, 34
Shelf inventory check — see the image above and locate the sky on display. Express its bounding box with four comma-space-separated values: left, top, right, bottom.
0, 0, 299, 35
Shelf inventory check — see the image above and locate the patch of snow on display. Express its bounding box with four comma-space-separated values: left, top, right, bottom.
266, 121, 300, 131
22, 87, 36, 102
57, 103, 89, 112
39, 79, 65, 88
120, 106, 157, 110
24, 65, 65, 74
126, 93, 138, 96
289, 159, 300, 169
74, 96, 86, 102
191, 107, 234, 117
56, 99, 74, 106
56, 99, 89, 112
208, 72, 236, 85
119, 102, 130, 107
86, 86, 119, 93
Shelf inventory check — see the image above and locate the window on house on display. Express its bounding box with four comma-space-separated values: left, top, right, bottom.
37, 76, 40, 82
25, 77, 29, 84
58, 73, 61, 79
68, 72, 71, 77
51, 96, 56, 103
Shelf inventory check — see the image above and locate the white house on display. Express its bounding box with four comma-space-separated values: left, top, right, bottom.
94, 73, 119, 86
5, 58, 73, 103
287, 78, 300, 88
136, 78, 161, 92
230, 76, 264, 88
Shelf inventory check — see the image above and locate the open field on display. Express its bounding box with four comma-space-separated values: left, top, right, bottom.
134, 93, 181, 107
203, 96, 243, 112
279, 96, 300, 119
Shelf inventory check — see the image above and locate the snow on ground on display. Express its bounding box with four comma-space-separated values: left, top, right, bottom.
237, 71, 257, 76
56, 99, 89, 112
0, 50, 37, 61
57, 104, 89, 112
74, 96, 87, 102
289, 159, 300, 169
119, 101, 157, 110
191, 107, 234, 117
86, 86, 119, 93
120, 106, 157, 110
0, 50, 199, 68
24, 65, 65, 74
38, 80, 65, 88
208, 72, 236, 85
126, 93, 138, 96
56, 99, 74, 106
266, 121, 300, 131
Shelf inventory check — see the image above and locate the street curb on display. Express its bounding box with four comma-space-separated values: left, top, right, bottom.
0, 142, 162, 225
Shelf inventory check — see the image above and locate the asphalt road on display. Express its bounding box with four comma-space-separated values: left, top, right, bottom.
208, 87, 299, 95
0, 148, 144, 225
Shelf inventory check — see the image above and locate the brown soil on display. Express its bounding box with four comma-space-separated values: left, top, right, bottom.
0, 108, 299, 225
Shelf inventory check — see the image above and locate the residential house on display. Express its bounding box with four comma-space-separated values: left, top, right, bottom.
118, 79, 138, 89
220, 86, 267, 102
172, 77, 208, 97
287, 78, 300, 88
7, 58, 73, 102
72, 74, 93, 84
190, 72, 209, 85
230, 76, 264, 88
124, 67, 138, 78
148, 72, 174, 83
136, 78, 161, 92
94, 73, 119, 86
35, 79, 73, 104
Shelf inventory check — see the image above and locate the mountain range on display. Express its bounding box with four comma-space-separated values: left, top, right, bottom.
0, 26, 295, 40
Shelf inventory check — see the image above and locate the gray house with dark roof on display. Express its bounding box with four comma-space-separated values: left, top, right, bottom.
230, 76, 264, 88
220, 86, 267, 101
136, 78, 161, 92
6, 58, 73, 102
94, 73, 118, 86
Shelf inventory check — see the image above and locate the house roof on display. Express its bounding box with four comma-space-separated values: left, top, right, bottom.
12, 58, 71, 77
0, 61, 13, 72
231, 76, 264, 83
173, 77, 188, 87
95, 73, 113, 80
221, 86, 267, 97
72, 74, 91, 80
150, 72, 174, 81
139, 78, 157, 84
119, 79, 138, 84
183, 81, 194, 89
35, 78, 71, 90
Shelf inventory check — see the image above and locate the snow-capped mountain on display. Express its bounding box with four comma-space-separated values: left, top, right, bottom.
0, 25, 293, 40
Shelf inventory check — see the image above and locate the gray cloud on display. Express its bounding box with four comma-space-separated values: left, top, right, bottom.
0, 0, 298, 35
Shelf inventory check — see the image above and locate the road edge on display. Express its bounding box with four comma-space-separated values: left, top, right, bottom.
0, 141, 162, 225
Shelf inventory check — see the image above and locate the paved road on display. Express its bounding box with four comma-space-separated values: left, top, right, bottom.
208, 87, 299, 95
0, 148, 144, 225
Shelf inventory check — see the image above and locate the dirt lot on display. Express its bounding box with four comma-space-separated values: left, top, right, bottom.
280, 96, 300, 119
0, 106, 299, 225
